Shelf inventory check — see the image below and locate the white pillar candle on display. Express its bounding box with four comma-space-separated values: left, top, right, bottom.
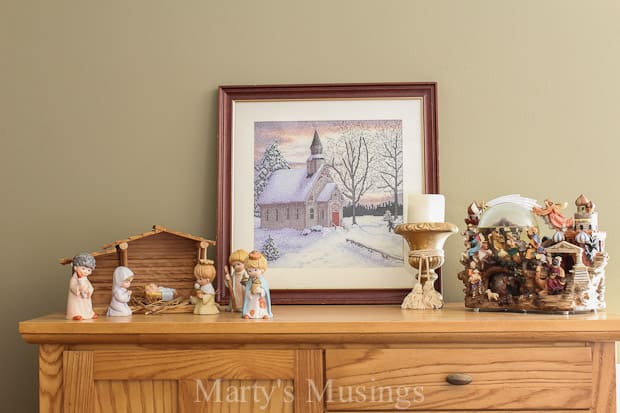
407, 194, 445, 223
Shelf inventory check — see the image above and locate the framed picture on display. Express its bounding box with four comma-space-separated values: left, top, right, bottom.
216, 83, 438, 304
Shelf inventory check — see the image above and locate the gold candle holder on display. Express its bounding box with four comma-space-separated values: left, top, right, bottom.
395, 222, 459, 309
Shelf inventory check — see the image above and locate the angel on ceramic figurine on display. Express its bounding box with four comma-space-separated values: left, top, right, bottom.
533, 199, 575, 231
192, 259, 219, 315
107, 266, 134, 317
242, 251, 272, 319
224, 249, 249, 312
66, 253, 97, 321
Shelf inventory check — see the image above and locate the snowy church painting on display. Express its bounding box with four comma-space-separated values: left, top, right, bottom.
257, 130, 344, 230
254, 120, 405, 268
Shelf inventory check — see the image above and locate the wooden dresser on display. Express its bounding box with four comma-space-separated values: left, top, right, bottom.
19, 304, 620, 413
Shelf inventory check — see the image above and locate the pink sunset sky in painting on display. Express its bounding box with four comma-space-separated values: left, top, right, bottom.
254, 120, 402, 205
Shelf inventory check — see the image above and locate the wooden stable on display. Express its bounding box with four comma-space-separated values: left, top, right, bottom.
60, 225, 215, 314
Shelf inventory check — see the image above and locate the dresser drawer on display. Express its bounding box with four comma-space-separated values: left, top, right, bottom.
325, 347, 592, 411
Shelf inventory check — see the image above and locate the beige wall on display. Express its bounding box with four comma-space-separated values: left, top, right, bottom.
2, 1, 619, 410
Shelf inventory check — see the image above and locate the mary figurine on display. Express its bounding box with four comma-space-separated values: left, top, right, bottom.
107, 266, 134, 317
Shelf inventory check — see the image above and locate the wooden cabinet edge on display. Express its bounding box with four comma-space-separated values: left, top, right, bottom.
20, 332, 620, 345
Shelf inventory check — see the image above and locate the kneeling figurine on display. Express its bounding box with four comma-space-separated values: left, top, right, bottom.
107, 266, 134, 317
192, 259, 219, 315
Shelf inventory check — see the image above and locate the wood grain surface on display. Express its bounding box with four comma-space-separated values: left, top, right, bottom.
63, 351, 94, 412
326, 347, 592, 410
22, 305, 620, 412
93, 350, 295, 380
39, 344, 65, 413
20, 304, 620, 344
592, 341, 617, 412
94, 380, 177, 413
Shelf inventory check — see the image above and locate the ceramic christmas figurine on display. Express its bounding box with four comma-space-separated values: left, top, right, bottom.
66, 253, 97, 321
533, 199, 575, 231
145, 283, 177, 302
242, 251, 272, 319
192, 259, 219, 315
107, 266, 134, 317
458, 194, 609, 313
547, 256, 566, 295
224, 249, 249, 312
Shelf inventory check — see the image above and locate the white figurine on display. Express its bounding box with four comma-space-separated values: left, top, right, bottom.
107, 266, 134, 317
66, 253, 97, 320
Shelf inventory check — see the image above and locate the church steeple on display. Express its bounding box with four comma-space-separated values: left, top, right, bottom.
307, 130, 325, 177
310, 130, 323, 155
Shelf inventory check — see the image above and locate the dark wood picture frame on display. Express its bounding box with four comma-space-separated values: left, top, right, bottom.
216, 83, 439, 304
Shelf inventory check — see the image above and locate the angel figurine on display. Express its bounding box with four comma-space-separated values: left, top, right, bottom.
533, 199, 575, 231
66, 253, 97, 320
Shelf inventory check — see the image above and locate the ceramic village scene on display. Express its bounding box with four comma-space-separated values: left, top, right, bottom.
458, 194, 609, 313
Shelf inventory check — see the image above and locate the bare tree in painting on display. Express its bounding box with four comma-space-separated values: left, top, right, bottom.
375, 125, 403, 216
327, 124, 375, 225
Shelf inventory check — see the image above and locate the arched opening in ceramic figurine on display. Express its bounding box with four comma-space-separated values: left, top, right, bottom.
487, 268, 520, 302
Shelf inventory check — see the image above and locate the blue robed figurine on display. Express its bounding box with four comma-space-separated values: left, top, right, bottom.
242, 250, 273, 319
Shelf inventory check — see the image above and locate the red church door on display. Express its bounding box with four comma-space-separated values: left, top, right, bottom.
332, 211, 340, 227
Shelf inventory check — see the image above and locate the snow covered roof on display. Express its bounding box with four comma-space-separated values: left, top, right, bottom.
317, 183, 338, 202
257, 165, 325, 205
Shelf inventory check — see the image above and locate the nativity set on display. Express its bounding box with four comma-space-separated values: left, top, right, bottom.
60, 194, 609, 321
60, 225, 273, 320
458, 194, 608, 313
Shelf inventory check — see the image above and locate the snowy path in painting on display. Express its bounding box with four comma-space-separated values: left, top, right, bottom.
254, 215, 405, 268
